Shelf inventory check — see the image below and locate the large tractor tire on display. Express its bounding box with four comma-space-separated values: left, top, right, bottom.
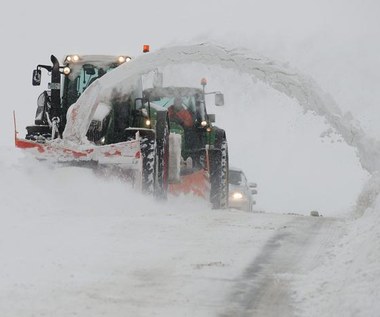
155, 111, 170, 200
209, 137, 229, 209
140, 133, 156, 195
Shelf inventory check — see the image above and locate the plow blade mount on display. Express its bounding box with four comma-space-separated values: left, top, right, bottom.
169, 169, 210, 200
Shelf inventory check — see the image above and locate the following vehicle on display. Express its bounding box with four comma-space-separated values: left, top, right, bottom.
228, 167, 257, 212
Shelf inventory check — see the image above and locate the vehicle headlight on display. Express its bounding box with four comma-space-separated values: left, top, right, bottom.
117, 56, 132, 64
65, 55, 80, 63
232, 192, 243, 200
62, 66, 71, 75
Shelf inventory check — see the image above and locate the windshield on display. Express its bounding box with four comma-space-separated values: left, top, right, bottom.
151, 95, 196, 113
144, 87, 207, 123
229, 170, 243, 185
64, 64, 116, 107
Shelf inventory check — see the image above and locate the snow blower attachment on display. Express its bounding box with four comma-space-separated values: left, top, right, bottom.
15, 53, 229, 207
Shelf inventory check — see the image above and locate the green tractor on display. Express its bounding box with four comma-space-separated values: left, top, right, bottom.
81, 80, 229, 208
141, 80, 229, 209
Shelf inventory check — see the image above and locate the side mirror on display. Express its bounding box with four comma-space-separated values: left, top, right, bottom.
134, 97, 143, 110
215, 92, 224, 106
208, 114, 216, 123
32, 69, 41, 86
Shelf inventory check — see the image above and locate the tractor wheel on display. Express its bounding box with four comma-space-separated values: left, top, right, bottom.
140, 134, 156, 195
209, 138, 229, 209
155, 111, 170, 199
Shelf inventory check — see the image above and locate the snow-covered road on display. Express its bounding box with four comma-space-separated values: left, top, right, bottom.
1, 147, 379, 316
0, 153, 345, 317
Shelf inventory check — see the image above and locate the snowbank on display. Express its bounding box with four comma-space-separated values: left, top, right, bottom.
293, 173, 380, 316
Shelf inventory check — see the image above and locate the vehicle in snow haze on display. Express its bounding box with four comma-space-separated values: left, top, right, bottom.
228, 167, 257, 212
14, 52, 229, 208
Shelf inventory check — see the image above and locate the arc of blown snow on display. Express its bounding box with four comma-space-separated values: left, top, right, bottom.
65, 43, 380, 175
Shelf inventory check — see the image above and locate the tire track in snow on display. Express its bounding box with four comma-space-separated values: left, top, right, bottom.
219, 215, 344, 317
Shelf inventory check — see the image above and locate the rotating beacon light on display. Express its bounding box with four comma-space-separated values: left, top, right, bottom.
143, 45, 150, 53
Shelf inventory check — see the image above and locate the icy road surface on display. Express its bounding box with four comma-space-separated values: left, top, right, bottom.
0, 157, 344, 317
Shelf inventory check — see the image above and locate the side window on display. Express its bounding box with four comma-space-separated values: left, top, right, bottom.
229, 170, 242, 185
241, 173, 248, 186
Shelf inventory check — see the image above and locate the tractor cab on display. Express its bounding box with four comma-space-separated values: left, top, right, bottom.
60, 55, 131, 113
27, 54, 131, 142
143, 84, 225, 174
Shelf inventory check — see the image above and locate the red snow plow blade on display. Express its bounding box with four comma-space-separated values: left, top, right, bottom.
169, 169, 210, 199
14, 111, 141, 167
15, 134, 141, 165
14, 123, 141, 180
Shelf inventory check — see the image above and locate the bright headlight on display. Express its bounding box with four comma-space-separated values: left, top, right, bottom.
65, 55, 80, 63
145, 119, 151, 126
118, 56, 126, 63
63, 67, 71, 75
232, 192, 243, 200
201, 120, 207, 127
117, 56, 131, 64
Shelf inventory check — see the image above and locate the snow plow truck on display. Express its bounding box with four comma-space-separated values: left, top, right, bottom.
14, 53, 229, 208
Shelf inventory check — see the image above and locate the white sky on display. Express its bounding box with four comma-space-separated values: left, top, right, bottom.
2, 0, 380, 140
